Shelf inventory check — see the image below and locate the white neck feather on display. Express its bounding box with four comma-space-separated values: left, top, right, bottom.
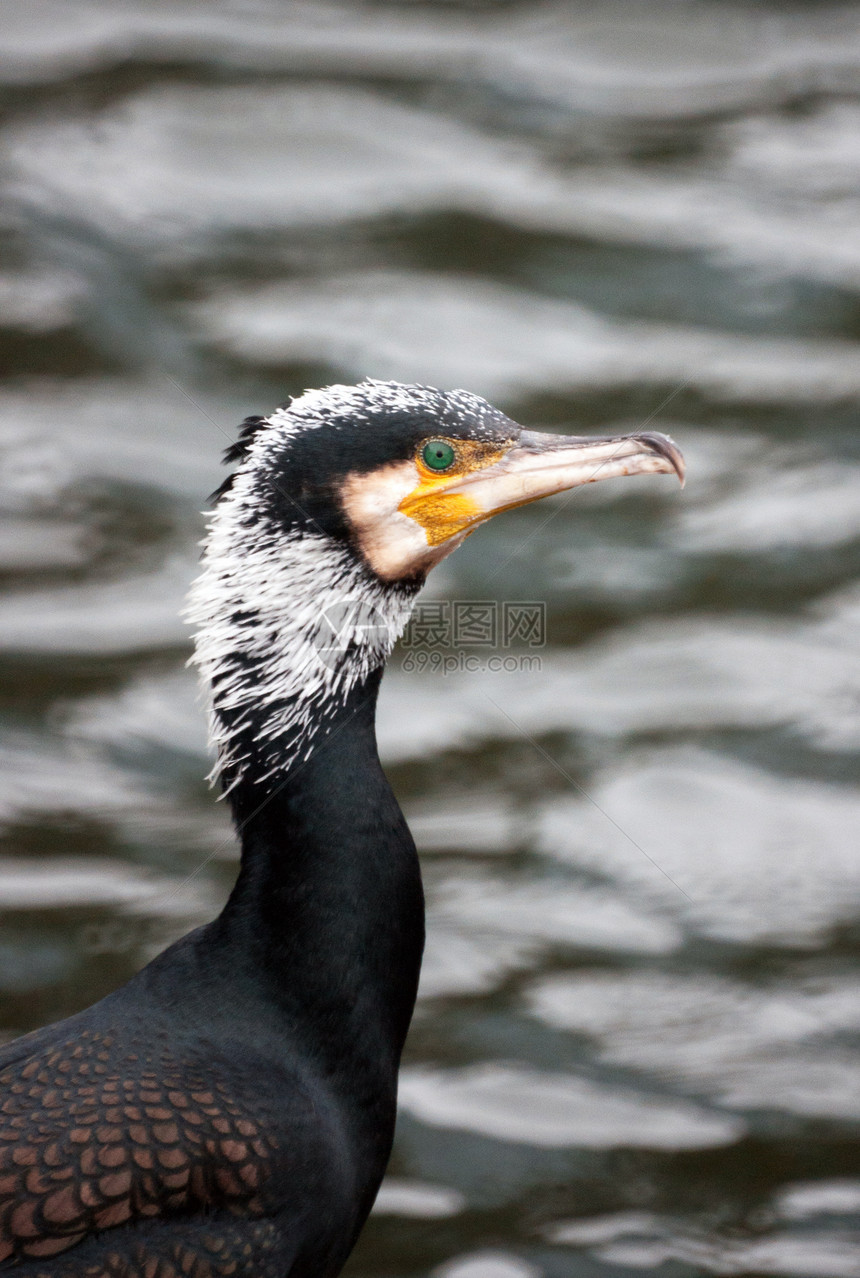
185, 455, 414, 790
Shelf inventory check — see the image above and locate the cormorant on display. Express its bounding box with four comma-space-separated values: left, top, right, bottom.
0, 381, 684, 1277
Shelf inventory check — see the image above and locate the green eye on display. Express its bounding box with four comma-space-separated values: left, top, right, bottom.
421, 440, 455, 471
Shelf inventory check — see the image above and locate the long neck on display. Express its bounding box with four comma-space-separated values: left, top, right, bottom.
214, 667, 425, 1092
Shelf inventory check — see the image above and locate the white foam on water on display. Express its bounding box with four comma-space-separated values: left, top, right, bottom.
526, 969, 860, 1121
0, 265, 89, 330
6, 72, 860, 285
431, 1252, 539, 1278
4, 85, 514, 249
0, 517, 89, 573
188, 271, 860, 403
597, 1230, 860, 1276
547, 1208, 860, 1277
418, 922, 537, 1004
0, 854, 215, 915
427, 868, 679, 957
544, 1213, 662, 1247
0, 729, 231, 858
726, 101, 860, 198
0, 553, 193, 654
674, 459, 860, 552
776, 1181, 860, 1220
0, 379, 231, 500
418, 856, 678, 1001
379, 592, 860, 762
4, 0, 858, 128
397, 1063, 743, 1151
0, 731, 153, 827
537, 747, 860, 946
67, 668, 209, 762
406, 798, 520, 856
372, 1178, 466, 1220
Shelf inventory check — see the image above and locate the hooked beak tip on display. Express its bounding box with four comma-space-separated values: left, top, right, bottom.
635, 431, 686, 488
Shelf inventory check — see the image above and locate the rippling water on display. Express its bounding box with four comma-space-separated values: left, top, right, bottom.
2, 3, 860, 1275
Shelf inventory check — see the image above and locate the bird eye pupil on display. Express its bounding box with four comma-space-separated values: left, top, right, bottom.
422, 440, 455, 471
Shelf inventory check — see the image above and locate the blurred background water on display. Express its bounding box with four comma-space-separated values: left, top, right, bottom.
1, 2, 860, 1275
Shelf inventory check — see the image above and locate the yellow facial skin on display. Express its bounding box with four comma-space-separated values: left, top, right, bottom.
398, 440, 511, 547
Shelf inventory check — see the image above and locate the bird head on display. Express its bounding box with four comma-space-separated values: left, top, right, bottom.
212, 380, 684, 582
188, 380, 684, 787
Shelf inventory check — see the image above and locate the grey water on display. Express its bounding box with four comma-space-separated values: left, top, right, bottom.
1, 2, 860, 1275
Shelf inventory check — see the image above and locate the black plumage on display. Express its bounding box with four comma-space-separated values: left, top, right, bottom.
0, 381, 683, 1276
0, 674, 418, 1277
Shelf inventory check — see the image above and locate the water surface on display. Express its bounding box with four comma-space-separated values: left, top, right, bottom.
1, 4, 859, 1275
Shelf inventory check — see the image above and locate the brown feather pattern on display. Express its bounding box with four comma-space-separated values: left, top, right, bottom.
0, 1029, 278, 1269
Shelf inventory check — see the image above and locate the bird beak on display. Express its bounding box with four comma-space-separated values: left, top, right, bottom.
448, 428, 685, 523
354, 427, 685, 580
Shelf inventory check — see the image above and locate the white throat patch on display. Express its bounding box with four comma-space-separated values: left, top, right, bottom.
185, 398, 416, 788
